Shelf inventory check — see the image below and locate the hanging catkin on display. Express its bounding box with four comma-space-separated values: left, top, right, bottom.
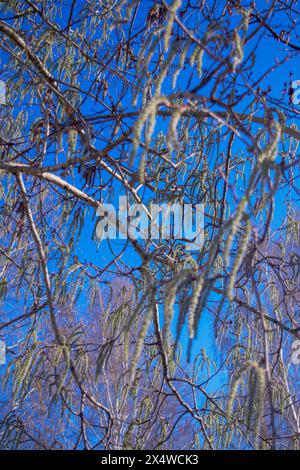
53, 343, 70, 403
225, 217, 252, 300
133, 37, 159, 107
163, 269, 191, 352
227, 361, 265, 446
232, 29, 244, 72
188, 275, 203, 339
241, 8, 252, 31
226, 362, 250, 420
253, 364, 266, 447
68, 129, 77, 159
163, 0, 182, 51
167, 109, 181, 153
258, 120, 281, 164
223, 196, 247, 267
155, 41, 178, 96
130, 96, 168, 181
172, 40, 190, 89
129, 293, 154, 384
13, 346, 36, 403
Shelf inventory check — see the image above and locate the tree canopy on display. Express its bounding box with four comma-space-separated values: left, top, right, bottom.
0, 0, 299, 450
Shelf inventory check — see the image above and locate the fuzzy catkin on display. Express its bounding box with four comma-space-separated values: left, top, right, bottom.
133, 37, 159, 107
258, 120, 281, 164
68, 129, 77, 158
130, 95, 164, 169
163, 270, 191, 351
241, 8, 252, 31
253, 365, 266, 447
227, 361, 266, 447
172, 41, 190, 89
226, 217, 252, 300
232, 29, 244, 72
163, 278, 180, 349
13, 346, 36, 402
196, 49, 204, 77
226, 364, 248, 420
223, 196, 247, 267
129, 300, 154, 384
155, 41, 178, 96
167, 109, 181, 153
188, 276, 203, 339
163, 0, 182, 51
53, 344, 70, 403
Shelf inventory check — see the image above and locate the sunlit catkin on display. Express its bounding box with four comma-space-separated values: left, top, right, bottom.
226, 217, 252, 300
129, 300, 154, 384
232, 29, 244, 72
163, 270, 191, 351
223, 196, 247, 267
188, 276, 203, 339
253, 364, 266, 447
226, 363, 249, 420
163, 0, 182, 52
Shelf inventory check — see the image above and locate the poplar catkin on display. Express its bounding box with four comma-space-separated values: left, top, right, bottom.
130, 95, 163, 168
163, 270, 191, 351
253, 365, 266, 447
232, 29, 244, 72
258, 120, 281, 163
133, 37, 159, 106
196, 49, 204, 77
53, 344, 70, 403
247, 366, 257, 433
155, 41, 178, 96
68, 129, 77, 158
241, 8, 252, 31
164, 278, 180, 350
227, 361, 266, 446
172, 41, 190, 89
188, 276, 203, 339
226, 363, 249, 420
129, 300, 154, 384
226, 217, 252, 300
124, 290, 149, 363
167, 109, 181, 153
163, 0, 182, 52
13, 346, 36, 402
223, 196, 247, 267
190, 44, 205, 77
